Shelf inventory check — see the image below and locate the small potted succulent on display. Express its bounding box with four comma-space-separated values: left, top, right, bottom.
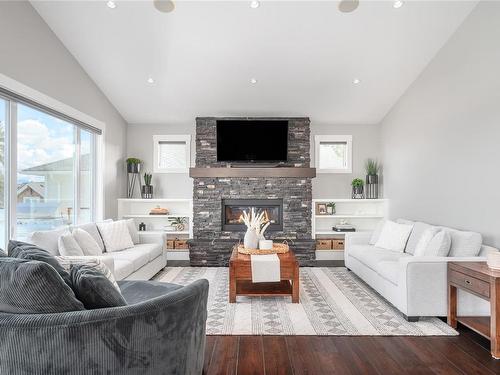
126, 157, 142, 174
169, 217, 187, 232
142, 172, 153, 199
351, 178, 364, 199
326, 202, 336, 215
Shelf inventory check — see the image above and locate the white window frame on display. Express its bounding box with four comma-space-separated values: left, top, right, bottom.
153, 135, 191, 174
314, 135, 353, 174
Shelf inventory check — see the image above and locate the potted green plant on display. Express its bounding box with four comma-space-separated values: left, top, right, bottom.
126, 157, 142, 174
365, 158, 380, 199
169, 217, 187, 232
326, 202, 336, 215
351, 178, 364, 199
141, 172, 153, 199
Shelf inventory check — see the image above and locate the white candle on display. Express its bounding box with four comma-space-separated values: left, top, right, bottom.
259, 240, 273, 250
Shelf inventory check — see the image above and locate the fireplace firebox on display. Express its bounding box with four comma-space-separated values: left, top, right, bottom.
221, 199, 283, 232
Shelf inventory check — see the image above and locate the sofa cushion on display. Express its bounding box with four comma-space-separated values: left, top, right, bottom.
446, 229, 482, 257
8, 240, 73, 290
109, 248, 150, 270
132, 243, 163, 261
404, 221, 434, 255
72, 222, 106, 252
118, 280, 182, 304
56, 256, 119, 290
113, 259, 135, 280
58, 233, 84, 257
97, 220, 134, 253
375, 220, 413, 252
0, 257, 84, 313
348, 244, 410, 271
72, 228, 103, 256
426, 230, 451, 257
413, 227, 441, 256
375, 261, 400, 286
369, 220, 385, 245
70, 264, 127, 309
27, 227, 70, 255
126, 219, 140, 245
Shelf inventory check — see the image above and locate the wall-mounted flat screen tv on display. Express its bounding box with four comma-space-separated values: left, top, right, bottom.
216, 119, 288, 163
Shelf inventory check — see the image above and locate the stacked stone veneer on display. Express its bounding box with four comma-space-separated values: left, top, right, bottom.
189, 117, 315, 266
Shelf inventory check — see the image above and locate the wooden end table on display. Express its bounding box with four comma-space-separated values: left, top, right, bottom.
229, 246, 299, 303
447, 262, 500, 359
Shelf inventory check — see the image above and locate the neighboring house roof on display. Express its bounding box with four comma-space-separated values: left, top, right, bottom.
20, 153, 90, 175
17, 182, 45, 198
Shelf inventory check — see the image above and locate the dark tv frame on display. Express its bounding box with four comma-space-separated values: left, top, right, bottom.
216, 119, 289, 163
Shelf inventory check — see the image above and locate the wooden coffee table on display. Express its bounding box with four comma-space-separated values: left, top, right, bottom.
229, 246, 299, 303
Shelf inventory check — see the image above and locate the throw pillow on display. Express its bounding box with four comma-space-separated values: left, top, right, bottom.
369, 220, 386, 245
71, 223, 106, 252
413, 227, 441, 256
126, 219, 140, 244
447, 230, 482, 257
56, 256, 119, 290
72, 228, 103, 256
0, 257, 84, 314
8, 240, 73, 290
70, 264, 127, 309
96, 220, 134, 252
58, 234, 85, 257
425, 230, 452, 257
375, 220, 413, 252
27, 227, 71, 255
0, 249, 7, 257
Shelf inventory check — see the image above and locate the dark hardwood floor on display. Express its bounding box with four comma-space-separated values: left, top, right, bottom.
202, 323, 500, 375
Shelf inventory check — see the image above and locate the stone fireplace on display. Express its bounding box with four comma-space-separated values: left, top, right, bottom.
188, 117, 316, 266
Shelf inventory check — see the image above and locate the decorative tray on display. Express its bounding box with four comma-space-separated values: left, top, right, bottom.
236, 243, 289, 255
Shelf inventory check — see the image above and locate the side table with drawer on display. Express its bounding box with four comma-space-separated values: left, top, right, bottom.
447, 262, 500, 359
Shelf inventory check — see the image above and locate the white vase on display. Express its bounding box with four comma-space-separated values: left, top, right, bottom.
244, 228, 259, 249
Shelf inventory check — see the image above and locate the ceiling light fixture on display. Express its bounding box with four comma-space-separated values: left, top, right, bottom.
250, 78, 258, 84
250, 1, 260, 9
353, 78, 361, 84
393, 0, 403, 9
338, 0, 359, 13
154, 0, 175, 13
106, 1, 116, 9
147, 77, 155, 84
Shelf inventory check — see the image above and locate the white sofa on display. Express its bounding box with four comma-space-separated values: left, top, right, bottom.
27, 221, 166, 281
345, 219, 499, 321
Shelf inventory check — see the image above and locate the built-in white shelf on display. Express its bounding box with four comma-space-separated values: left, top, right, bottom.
315, 250, 345, 261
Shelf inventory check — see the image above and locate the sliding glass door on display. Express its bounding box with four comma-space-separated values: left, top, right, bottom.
0, 99, 6, 247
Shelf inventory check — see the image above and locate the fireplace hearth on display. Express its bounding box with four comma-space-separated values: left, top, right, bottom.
222, 199, 283, 232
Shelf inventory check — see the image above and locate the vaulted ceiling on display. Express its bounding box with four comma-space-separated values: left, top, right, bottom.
32, 1, 477, 125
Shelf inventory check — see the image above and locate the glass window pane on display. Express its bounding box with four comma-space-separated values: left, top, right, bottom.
319, 142, 347, 169
158, 141, 187, 169
79, 129, 94, 224
0, 99, 6, 247
16, 104, 75, 240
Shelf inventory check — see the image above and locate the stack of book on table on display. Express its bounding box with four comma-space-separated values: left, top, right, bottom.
332, 224, 356, 232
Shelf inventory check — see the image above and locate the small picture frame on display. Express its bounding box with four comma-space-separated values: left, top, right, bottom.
316, 203, 328, 215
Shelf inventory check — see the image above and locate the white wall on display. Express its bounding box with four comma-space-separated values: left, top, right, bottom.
380, 1, 500, 247
127, 122, 380, 199
0, 1, 127, 219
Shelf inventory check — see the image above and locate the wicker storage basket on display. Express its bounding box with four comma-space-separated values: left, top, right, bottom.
237, 242, 289, 255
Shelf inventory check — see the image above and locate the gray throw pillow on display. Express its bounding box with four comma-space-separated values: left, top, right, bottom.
8, 240, 73, 290
0, 249, 7, 257
0, 257, 85, 314
70, 264, 127, 309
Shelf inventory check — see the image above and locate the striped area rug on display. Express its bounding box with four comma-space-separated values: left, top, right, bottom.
154, 267, 457, 336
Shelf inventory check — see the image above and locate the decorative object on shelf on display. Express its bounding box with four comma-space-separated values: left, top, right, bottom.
149, 205, 169, 215
487, 252, 500, 270
316, 239, 332, 250
141, 172, 153, 199
332, 220, 356, 232
174, 239, 189, 249
237, 242, 289, 255
126, 157, 142, 198
316, 203, 328, 215
168, 217, 187, 232
138, 222, 146, 231
240, 208, 269, 249
351, 178, 364, 199
326, 202, 336, 215
365, 158, 380, 199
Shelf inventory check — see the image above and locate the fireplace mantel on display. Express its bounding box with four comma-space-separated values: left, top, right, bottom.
189, 167, 316, 178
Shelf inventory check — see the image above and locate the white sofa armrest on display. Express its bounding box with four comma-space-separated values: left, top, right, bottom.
138, 232, 166, 248
398, 256, 487, 316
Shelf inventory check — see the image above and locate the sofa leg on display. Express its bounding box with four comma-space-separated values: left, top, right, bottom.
403, 315, 420, 322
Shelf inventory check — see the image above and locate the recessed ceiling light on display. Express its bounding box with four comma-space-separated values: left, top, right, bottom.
250, 1, 260, 9
338, 0, 359, 13
154, 0, 175, 13
393, 0, 403, 9
250, 78, 258, 84
147, 77, 155, 84
106, 1, 116, 9
353, 78, 361, 84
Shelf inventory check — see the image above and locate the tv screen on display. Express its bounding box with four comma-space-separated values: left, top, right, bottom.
216, 120, 288, 162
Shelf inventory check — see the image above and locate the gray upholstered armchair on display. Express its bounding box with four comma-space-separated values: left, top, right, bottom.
0, 279, 209, 375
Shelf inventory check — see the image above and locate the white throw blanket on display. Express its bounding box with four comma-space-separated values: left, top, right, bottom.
250, 254, 280, 283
